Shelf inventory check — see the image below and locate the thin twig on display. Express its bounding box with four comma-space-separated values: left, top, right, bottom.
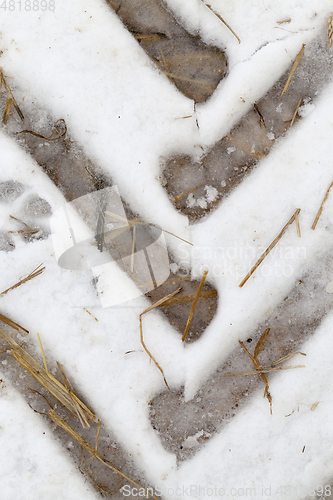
311, 181, 333, 230
182, 270, 209, 342
280, 44, 305, 96
239, 209, 301, 287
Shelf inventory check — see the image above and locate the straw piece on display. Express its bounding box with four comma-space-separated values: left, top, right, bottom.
161, 288, 217, 307
311, 181, 333, 230
172, 183, 205, 202
48, 410, 159, 500
0, 264, 45, 296
289, 97, 303, 127
17, 118, 67, 141
328, 13, 333, 50
0, 67, 24, 121
280, 44, 305, 96
182, 271, 209, 342
271, 350, 306, 367
140, 288, 182, 389
221, 365, 305, 378
0, 313, 29, 334
8, 215, 39, 234
158, 67, 215, 90
277, 19, 291, 24
84, 308, 98, 322
105, 211, 193, 246
204, 3, 241, 43
0, 326, 97, 425
239, 209, 301, 287
253, 328, 270, 358
2, 98, 12, 125
239, 339, 272, 413
253, 103, 266, 128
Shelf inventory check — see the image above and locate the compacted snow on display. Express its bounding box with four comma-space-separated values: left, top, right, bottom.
1, 1, 333, 499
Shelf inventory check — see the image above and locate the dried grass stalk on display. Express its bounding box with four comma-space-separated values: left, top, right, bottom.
140, 288, 182, 389
182, 270, 209, 342
105, 211, 193, 246
8, 215, 38, 234
239, 330, 306, 413
1, 264, 45, 296
161, 288, 217, 307
328, 13, 333, 50
221, 364, 305, 378
0, 313, 28, 334
311, 180, 333, 230
17, 118, 67, 141
203, 2, 241, 43
0, 67, 24, 121
2, 98, 12, 125
158, 66, 215, 90
0, 325, 97, 427
239, 334, 272, 413
48, 409, 159, 500
280, 44, 305, 96
172, 183, 205, 202
290, 97, 303, 127
239, 208, 301, 287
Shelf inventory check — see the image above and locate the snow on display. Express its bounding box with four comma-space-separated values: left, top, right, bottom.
0, 0, 333, 499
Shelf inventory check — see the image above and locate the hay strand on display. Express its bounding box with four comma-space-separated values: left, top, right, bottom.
311, 180, 333, 230
239, 338, 272, 413
182, 270, 209, 342
0, 325, 97, 426
140, 288, 182, 389
328, 13, 333, 50
280, 44, 305, 96
48, 410, 159, 500
2, 98, 12, 125
290, 97, 303, 127
239, 209, 301, 287
204, 3, 241, 43
0, 264, 45, 296
0, 67, 24, 121
17, 118, 67, 141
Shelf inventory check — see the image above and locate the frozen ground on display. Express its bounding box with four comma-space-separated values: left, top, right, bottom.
1, 1, 333, 499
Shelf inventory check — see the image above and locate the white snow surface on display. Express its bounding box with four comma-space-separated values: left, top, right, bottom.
0, 0, 333, 498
